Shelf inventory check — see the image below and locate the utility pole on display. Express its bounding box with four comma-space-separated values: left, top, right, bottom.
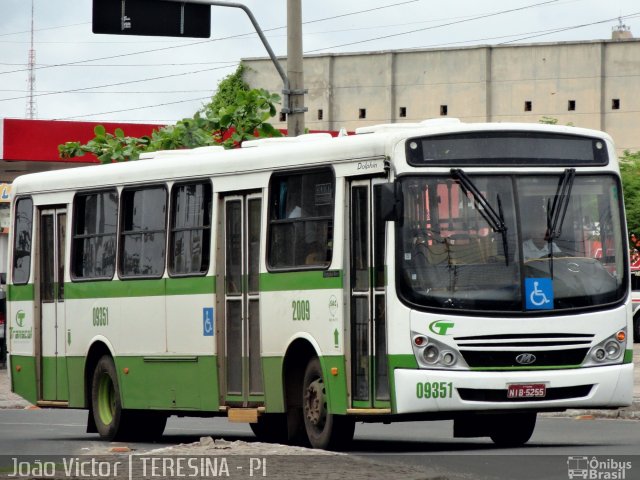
286, 0, 306, 137
26, 0, 37, 119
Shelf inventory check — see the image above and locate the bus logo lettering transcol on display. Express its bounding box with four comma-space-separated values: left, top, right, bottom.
515, 353, 537, 365
429, 320, 455, 335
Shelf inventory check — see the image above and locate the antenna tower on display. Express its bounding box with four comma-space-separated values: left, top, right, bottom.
26, 0, 37, 119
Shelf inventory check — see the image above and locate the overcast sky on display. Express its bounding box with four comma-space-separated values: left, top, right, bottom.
0, 0, 638, 125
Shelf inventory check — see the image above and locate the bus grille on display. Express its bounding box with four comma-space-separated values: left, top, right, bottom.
454, 333, 594, 348
459, 348, 589, 368
457, 385, 593, 402
453, 333, 593, 368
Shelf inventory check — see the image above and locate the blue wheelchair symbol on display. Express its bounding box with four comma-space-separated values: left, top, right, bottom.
525, 278, 553, 310
203, 307, 214, 336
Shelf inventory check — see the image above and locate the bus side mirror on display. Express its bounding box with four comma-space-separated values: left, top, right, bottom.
379, 182, 403, 222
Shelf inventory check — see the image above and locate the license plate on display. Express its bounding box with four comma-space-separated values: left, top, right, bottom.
507, 383, 546, 399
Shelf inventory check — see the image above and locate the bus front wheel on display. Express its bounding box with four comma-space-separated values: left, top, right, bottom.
302, 357, 354, 450
91, 355, 124, 440
489, 412, 537, 447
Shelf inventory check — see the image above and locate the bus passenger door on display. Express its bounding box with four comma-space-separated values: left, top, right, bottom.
349, 180, 389, 409
219, 194, 264, 406
37, 208, 68, 402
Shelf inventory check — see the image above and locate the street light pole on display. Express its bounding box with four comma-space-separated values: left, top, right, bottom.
286, 0, 306, 137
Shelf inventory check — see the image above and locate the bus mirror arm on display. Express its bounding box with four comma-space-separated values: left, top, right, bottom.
379, 183, 403, 222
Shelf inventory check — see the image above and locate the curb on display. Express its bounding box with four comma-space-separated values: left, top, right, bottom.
544, 400, 640, 420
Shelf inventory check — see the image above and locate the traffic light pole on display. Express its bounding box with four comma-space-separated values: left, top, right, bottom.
163, 0, 305, 136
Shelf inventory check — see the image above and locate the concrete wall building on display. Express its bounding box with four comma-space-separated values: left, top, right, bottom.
242, 37, 640, 155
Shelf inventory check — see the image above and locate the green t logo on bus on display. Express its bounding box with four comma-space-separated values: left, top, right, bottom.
16, 310, 26, 328
429, 320, 454, 335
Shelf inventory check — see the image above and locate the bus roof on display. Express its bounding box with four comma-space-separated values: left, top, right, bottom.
11, 120, 614, 196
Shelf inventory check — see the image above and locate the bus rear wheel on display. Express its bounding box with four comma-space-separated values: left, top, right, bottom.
91, 355, 124, 440
91, 356, 167, 441
302, 357, 354, 450
489, 412, 537, 447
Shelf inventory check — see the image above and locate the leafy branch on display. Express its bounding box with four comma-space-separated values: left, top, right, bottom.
58, 65, 282, 163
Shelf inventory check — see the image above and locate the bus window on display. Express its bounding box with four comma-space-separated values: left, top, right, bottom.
119, 186, 167, 278
12, 197, 33, 285
169, 182, 212, 276
398, 174, 624, 312
72, 191, 118, 280
268, 169, 334, 269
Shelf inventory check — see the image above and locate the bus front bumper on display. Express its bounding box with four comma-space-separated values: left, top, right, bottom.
394, 363, 633, 414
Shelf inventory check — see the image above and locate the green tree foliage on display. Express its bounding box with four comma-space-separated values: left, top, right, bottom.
206, 88, 282, 148
59, 65, 282, 163
206, 64, 249, 114
620, 149, 640, 235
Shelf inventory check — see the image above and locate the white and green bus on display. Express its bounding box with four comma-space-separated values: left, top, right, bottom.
7, 119, 633, 449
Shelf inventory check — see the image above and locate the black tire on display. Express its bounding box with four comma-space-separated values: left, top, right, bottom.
489, 412, 537, 447
91, 355, 125, 440
302, 357, 355, 450
91, 356, 167, 442
249, 413, 288, 444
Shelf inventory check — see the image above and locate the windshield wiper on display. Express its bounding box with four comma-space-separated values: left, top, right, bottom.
548, 168, 576, 241
546, 168, 576, 277
450, 169, 509, 265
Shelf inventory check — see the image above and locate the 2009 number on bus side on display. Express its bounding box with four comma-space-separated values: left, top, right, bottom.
292, 300, 310, 321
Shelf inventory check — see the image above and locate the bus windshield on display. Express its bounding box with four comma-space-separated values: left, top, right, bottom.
397, 173, 626, 313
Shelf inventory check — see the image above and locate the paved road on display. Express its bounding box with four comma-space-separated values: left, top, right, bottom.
0, 409, 638, 479
0, 344, 638, 479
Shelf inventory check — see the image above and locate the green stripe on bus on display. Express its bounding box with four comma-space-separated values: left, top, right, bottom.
262, 356, 285, 412
8, 355, 37, 404
67, 356, 86, 408
65, 276, 215, 299
7, 284, 34, 302
259, 270, 343, 291
623, 349, 633, 364
115, 355, 219, 411
319, 356, 348, 414
66, 280, 165, 299
41, 356, 69, 402
12, 272, 339, 298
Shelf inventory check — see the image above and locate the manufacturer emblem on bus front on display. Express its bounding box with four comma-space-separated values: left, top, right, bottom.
515, 353, 537, 365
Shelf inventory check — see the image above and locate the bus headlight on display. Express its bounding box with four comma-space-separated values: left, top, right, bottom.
592, 348, 606, 362
423, 345, 439, 364
441, 351, 457, 366
411, 331, 468, 370
604, 340, 621, 359
584, 329, 626, 366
